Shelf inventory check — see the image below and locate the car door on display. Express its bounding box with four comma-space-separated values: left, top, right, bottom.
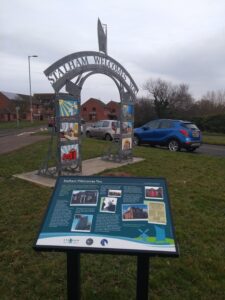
98, 121, 109, 138
91, 121, 101, 137
139, 120, 161, 142
156, 120, 174, 142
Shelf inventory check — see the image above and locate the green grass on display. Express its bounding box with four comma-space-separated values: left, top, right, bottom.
0, 120, 47, 129
202, 132, 225, 145
0, 140, 225, 299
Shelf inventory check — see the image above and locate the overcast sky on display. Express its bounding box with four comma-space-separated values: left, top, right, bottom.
1, 0, 225, 103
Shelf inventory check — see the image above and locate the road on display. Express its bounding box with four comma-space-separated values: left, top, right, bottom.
0, 126, 50, 155
195, 144, 225, 157
0, 128, 224, 157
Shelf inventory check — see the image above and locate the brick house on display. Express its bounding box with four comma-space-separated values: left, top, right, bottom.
0, 92, 120, 123
33, 93, 55, 120
0, 91, 31, 121
81, 98, 120, 122
0, 91, 55, 122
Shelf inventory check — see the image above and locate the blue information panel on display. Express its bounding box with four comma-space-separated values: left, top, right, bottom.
35, 176, 179, 256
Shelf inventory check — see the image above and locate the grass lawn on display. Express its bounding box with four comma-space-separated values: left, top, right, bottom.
0, 138, 225, 299
202, 132, 225, 146
0, 120, 47, 130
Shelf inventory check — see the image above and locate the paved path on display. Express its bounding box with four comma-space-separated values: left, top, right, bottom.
0, 127, 49, 154
14, 157, 144, 188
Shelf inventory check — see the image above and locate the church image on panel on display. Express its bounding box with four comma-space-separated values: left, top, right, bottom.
123, 205, 148, 220
75, 215, 90, 230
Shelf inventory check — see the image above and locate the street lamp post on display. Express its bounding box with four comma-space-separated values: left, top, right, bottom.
28, 55, 38, 123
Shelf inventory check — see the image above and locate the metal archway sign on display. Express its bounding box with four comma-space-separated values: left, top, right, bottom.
39, 20, 138, 177
44, 51, 138, 99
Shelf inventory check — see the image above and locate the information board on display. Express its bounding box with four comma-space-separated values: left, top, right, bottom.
34, 176, 179, 256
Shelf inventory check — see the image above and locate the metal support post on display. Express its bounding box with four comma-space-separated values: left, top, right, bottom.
67, 252, 81, 300
136, 254, 149, 300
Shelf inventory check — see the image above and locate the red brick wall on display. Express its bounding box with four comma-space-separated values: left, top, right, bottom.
81, 98, 108, 122
106, 101, 120, 119
0, 93, 10, 110
81, 98, 120, 122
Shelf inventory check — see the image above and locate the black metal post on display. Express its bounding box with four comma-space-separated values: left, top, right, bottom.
67, 252, 81, 300
136, 254, 149, 300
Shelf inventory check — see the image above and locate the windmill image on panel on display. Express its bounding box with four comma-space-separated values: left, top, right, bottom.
138, 229, 149, 241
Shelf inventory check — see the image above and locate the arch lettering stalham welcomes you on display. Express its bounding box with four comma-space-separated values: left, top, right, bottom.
44, 51, 138, 99
39, 19, 138, 177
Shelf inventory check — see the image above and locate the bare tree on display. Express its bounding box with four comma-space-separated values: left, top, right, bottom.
169, 83, 194, 118
134, 97, 156, 126
143, 79, 173, 118
143, 78, 194, 119
194, 90, 225, 117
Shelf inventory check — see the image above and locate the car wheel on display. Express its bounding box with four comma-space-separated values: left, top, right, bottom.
168, 139, 180, 152
133, 135, 140, 146
86, 131, 91, 138
105, 134, 112, 141
149, 143, 156, 147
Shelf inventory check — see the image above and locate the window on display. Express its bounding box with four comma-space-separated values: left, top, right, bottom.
182, 123, 198, 130
92, 107, 96, 111
83, 107, 87, 111
102, 121, 109, 127
145, 120, 161, 129
159, 120, 173, 129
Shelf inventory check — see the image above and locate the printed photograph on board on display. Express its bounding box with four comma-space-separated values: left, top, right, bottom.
71, 214, 93, 232
122, 121, 132, 134
100, 197, 117, 213
122, 204, 148, 221
122, 137, 132, 150
108, 189, 122, 197
145, 186, 163, 199
122, 104, 134, 119
70, 190, 98, 206
59, 99, 79, 117
60, 122, 79, 141
61, 144, 79, 162
147, 201, 167, 225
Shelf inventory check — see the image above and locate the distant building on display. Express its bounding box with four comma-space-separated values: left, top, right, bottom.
0, 91, 120, 123
81, 98, 120, 122
33, 93, 55, 120
0, 91, 55, 122
0, 91, 30, 121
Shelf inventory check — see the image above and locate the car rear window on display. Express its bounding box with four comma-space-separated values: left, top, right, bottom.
182, 123, 199, 130
112, 121, 119, 128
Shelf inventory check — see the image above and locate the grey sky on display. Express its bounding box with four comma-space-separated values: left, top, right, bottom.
1, 0, 225, 103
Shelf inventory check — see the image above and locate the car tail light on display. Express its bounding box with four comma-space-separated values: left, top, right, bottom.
179, 129, 189, 137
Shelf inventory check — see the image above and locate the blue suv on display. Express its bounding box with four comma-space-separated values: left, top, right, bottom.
134, 119, 202, 152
